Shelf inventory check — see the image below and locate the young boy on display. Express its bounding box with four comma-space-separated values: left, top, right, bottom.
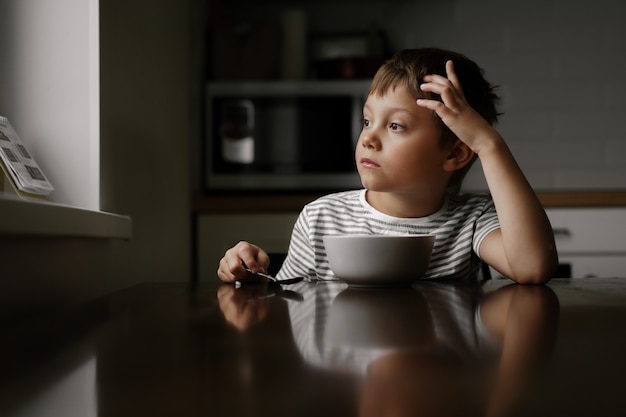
217, 48, 558, 284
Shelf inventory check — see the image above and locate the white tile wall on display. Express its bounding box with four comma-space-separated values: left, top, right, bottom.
382, 0, 626, 192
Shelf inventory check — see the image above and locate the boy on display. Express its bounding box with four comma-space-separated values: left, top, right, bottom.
217, 48, 558, 284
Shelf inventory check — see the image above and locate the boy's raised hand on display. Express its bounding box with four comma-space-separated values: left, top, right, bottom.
417, 60, 497, 154
217, 241, 270, 283
419, 60, 557, 284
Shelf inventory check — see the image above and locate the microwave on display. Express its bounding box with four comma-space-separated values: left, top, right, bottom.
204, 80, 370, 191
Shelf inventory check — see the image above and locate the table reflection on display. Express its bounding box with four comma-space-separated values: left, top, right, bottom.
218, 279, 560, 417
21, 275, 626, 417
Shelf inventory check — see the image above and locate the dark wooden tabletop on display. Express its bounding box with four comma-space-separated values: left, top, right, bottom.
1, 277, 625, 417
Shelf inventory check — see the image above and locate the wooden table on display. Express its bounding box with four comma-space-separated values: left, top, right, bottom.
1, 277, 625, 417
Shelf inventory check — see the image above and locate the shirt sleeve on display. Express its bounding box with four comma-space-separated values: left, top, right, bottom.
276, 206, 317, 280
472, 198, 501, 259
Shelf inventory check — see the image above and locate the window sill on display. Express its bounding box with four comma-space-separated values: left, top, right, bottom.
0, 194, 132, 239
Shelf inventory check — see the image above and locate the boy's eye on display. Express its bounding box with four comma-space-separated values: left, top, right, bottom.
389, 122, 404, 131
362, 118, 371, 128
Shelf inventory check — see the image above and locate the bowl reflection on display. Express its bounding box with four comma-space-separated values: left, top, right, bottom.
325, 287, 436, 351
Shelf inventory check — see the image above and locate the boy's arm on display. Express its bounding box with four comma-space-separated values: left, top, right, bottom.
474, 134, 558, 283
419, 61, 558, 283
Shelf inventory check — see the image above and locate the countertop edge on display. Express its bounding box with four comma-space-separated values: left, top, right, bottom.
193, 191, 626, 212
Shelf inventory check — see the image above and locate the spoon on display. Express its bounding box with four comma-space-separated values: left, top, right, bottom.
236, 268, 305, 287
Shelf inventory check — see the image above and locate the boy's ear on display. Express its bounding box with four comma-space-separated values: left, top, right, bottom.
442, 140, 475, 172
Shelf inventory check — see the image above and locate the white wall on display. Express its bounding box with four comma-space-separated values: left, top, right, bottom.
0, 0, 100, 209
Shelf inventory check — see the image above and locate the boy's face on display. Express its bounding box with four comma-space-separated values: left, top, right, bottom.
355, 86, 451, 196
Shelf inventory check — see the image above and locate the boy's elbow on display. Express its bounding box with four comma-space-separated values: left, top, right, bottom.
512, 251, 559, 285
514, 272, 552, 285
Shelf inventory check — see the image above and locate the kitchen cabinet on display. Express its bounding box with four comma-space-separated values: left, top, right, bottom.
490, 207, 626, 279
546, 208, 626, 278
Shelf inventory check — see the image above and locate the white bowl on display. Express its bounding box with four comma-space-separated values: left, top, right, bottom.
323, 234, 435, 287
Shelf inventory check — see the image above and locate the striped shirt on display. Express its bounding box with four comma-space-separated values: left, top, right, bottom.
277, 189, 500, 281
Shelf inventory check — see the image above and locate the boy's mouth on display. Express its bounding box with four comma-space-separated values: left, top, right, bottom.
360, 157, 380, 168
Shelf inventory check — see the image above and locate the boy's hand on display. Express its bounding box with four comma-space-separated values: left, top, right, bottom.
217, 241, 270, 283
417, 60, 496, 154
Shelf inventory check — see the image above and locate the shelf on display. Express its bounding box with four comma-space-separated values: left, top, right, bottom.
0, 194, 132, 239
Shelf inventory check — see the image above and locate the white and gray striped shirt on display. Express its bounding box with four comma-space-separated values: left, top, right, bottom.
277, 189, 500, 281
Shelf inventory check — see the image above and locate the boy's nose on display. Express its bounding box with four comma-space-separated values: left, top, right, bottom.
360, 131, 381, 150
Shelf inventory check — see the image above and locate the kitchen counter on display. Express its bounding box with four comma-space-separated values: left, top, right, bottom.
193, 191, 626, 212
1, 277, 625, 416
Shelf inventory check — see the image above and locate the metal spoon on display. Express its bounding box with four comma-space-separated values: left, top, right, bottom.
237, 268, 305, 287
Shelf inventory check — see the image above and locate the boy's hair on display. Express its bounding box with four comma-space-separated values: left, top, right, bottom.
368, 48, 501, 194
